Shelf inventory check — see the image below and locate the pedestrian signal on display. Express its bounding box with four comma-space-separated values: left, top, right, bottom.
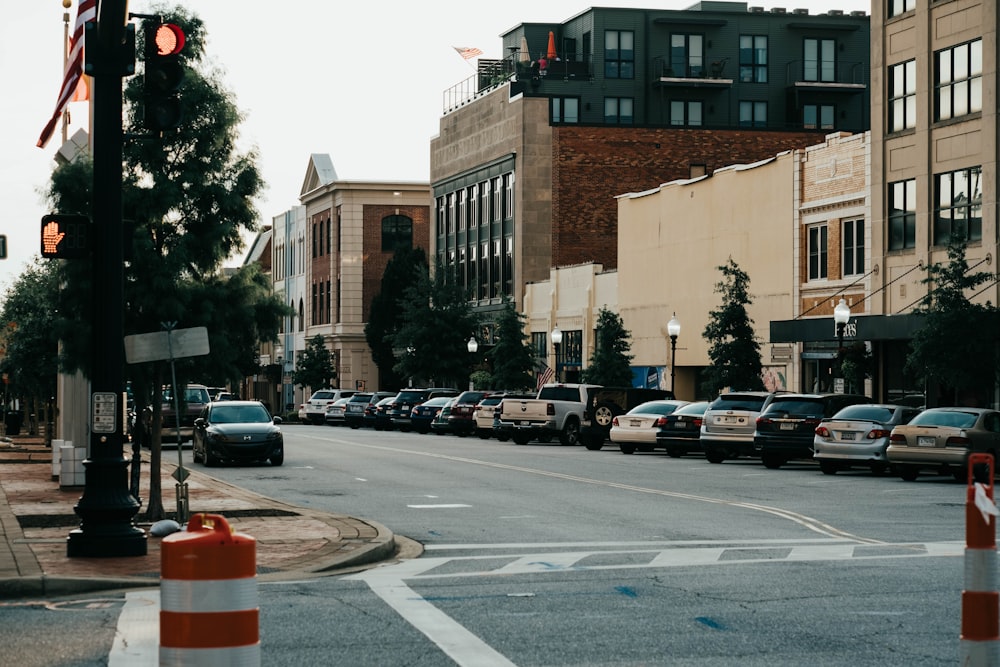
40, 214, 91, 259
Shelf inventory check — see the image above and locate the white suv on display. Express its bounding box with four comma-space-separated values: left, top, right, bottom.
304, 389, 355, 425
700, 391, 782, 464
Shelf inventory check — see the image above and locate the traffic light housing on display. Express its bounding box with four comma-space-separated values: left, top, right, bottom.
40, 215, 91, 259
143, 22, 185, 132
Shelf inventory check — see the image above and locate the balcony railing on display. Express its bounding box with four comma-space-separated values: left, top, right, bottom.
785, 60, 867, 88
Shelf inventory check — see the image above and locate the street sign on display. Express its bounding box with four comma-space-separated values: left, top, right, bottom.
124, 326, 210, 364
92, 392, 117, 433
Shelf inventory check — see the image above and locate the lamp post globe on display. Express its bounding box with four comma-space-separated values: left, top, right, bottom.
667, 313, 680, 395
833, 299, 851, 387
550, 326, 563, 381
467, 336, 478, 354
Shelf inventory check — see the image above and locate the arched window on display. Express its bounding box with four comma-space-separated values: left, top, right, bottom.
381, 214, 413, 251
298, 299, 304, 331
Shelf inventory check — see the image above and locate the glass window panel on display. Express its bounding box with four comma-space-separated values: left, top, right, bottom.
689, 102, 702, 126
671, 101, 685, 125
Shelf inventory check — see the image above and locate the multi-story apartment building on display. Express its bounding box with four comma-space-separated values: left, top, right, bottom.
272, 205, 307, 412
430, 2, 870, 356
298, 154, 431, 392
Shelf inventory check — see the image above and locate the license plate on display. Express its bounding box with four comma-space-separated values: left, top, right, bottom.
674, 422, 686, 429
918, 436, 936, 447
722, 416, 741, 424
519, 421, 532, 426
630, 419, 642, 427
840, 431, 856, 441
779, 422, 795, 430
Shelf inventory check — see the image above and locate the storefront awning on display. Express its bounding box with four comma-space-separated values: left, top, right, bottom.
770, 313, 924, 343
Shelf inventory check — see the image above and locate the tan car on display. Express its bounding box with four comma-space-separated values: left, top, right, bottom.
887, 407, 1000, 482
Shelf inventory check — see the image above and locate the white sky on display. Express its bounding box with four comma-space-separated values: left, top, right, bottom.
0, 0, 867, 293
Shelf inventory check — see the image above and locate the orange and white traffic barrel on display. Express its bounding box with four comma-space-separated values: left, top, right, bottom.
961, 453, 999, 665
160, 513, 259, 666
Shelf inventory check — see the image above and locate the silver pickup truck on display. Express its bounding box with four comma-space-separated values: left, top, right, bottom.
497, 383, 601, 446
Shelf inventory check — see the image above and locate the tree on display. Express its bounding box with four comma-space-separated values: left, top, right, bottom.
44, 5, 285, 520
364, 246, 427, 390
488, 299, 536, 391
391, 260, 480, 388
293, 335, 336, 392
905, 235, 998, 406
701, 258, 765, 397
582, 307, 634, 386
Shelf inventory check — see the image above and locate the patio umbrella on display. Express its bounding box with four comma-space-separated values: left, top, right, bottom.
546, 31, 557, 59
520, 35, 531, 63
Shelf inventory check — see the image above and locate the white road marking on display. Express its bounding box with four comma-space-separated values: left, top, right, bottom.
407, 503, 472, 509
109, 590, 159, 667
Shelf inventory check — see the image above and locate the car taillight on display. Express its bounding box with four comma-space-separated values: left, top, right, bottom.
546, 403, 555, 416
654, 417, 669, 427
868, 428, 890, 439
756, 416, 771, 426
946, 436, 971, 448
693, 417, 703, 428
612, 416, 620, 426
815, 426, 830, 438
889, 433, 906, 443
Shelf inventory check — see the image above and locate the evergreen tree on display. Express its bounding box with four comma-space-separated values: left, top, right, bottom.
701, 258, 764, 397
489, 299, 537, 391
905, 235, 998, 405
293, 335, 337, 392
364, 246, 427, 390
582, 307, 635, 386
392, 260, 480, 388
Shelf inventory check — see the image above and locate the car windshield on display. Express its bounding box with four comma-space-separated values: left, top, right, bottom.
710, 394, 767, 411
832, 405, 896, 422
910, 410, 979, 429
395, 391, 426, 403
628, 401, 681, 416
211, 405, 271, 424
311, 391, 334, 400
762, 399, 824, 417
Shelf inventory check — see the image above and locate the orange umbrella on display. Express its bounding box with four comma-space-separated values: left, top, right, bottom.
546, 31, 558, 59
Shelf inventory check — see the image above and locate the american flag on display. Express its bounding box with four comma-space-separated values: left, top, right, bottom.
453, 46, 483, 61
37, 0, 96, 149
536, 366, 554, 391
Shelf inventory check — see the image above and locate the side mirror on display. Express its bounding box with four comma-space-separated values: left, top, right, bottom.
194, 417, 205, 428
273, 416, 283, 425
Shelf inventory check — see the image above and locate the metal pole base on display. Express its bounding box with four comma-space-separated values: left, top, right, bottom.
67, 457, 147, 557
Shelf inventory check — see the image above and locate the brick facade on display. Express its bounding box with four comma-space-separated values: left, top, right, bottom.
361, 204, 431, 322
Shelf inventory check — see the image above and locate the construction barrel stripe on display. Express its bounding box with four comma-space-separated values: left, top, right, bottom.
960, 454, 999, 665
160, 513, 260, 666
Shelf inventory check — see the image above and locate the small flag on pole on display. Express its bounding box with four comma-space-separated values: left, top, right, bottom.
37, 0, 96, 149
536, 366, 555, 391
453, 46, 483, 61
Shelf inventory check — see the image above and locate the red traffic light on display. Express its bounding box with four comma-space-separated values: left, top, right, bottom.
152, 23, 185, 57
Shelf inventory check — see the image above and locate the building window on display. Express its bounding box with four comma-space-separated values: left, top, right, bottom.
531, 332, 547, 361
889, 0, 915, 17
739, 35, 767, 83
447, 193, 456, 233
491, 240, 501, 298
889, 60, 917, 131
326, 279, 332, 324
468, 245, 477, 300
670, 33, 704, 78
808, 225, 828, 280
804, 104, 835, 129
311, 283, 317, 325
479, 242, 489, 300
504, 173, 514, 220
936, 40, 982, 121
804, 38, 835, 82
552, 97, 580, 123
458, 247, 467, 292
604, 30, 634, 79
604, 97, 634, 125
436, 197, 445, 236
469, 185, 479, 228
482, 180, 491, 226
934, 166, 982, 245
503, 237, 513, 296
492, 177, 502, 223
298, 299, 304, 331
670, 100, 703, 126
457, 189, 466, 231
842, 219, 864, 276
739, 101, 767, 128
381, 214, 413, 251
888, 179, 916, 250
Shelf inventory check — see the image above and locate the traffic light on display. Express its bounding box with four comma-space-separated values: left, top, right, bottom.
40, 214, 91, 259
143, 22, 185, 132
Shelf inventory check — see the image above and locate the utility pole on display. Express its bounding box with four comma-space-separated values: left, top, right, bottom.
67, 0, 145, 557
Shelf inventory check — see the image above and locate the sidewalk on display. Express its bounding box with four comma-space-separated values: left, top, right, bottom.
0, 432, 402, 599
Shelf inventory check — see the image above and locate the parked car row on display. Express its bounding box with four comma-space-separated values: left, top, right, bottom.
300, 385, 1000, 483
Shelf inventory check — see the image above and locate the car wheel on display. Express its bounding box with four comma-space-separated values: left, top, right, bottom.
819, 460, 839, 475
761, 454, 783, 469
559, 419, 580, 446
192, 442, 202, 463
512, 432, 531, 445
270, 453, 284, 466
666, 447, 683, 458
952, 468, 968, 483
205, 447, 219, 467
477, 430, 491, 440
870, 463, 889, 476
496, 433, 510, 443
584, 437, 604, 451
897, 464, 919, 481
704, 449, 725, 464
620, 444, 635, 455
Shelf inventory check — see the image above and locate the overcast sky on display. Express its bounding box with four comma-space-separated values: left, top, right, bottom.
1, 0, 867, 292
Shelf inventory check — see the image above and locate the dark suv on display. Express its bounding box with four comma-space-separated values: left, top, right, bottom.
344, 392, 395, 429
753, 393, 871, 469
447, 390, 492, 436
700, 391, 783, 463
386, 388, 458, 431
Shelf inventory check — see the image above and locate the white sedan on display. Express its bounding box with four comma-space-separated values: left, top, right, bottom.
610, 400, 689, 455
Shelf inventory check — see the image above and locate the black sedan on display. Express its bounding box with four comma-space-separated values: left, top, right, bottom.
192, 401, 284, 467
655, 401, 710, 457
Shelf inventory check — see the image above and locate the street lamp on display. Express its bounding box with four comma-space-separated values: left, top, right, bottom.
550, 326, 563, 381
667, 313, 681, 395
833, 298, 851, 390
274, 343, 284, 414
466, 336, 478, 390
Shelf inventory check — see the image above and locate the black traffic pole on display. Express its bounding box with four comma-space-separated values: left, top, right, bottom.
67, 0, 146, 557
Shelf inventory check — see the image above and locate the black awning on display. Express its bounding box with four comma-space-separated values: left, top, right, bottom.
770, 313, 924, 343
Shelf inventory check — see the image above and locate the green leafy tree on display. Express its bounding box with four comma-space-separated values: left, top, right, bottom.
392, 260, 480, 388
701, 258, 765, 397
905, 235, 998, 406
44, 5, 285, 520
293, 335, 336, 392
582, 307, 634, 386
488, 299, 537, 391
365, 246, 427, 390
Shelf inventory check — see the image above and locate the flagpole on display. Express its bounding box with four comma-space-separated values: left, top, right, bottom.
61, 0, 72, 144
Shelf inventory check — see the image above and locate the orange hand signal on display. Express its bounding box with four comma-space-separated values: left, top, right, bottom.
42, 220, 66, 255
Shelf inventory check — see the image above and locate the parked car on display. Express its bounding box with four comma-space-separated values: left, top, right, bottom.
371, 396, 396, 431
447, 391, 492, 436
481, 392, 535, 441
700, 391, 783, 463
324, 397, 353, 426
213, 391, 239, 401
431, 397, 459, 435
344, 392, 394, 429
655, 401, 711, 458
411, 396, 455, 434
160, 384, 212, 444
813, 403, 921, 475
192, 400, 283, 467
610, 400, 690, 455
297, 403, 308, 421
304, 389, 356, 425
887, 407, 1000, 482
387, 388, 459, 432
753, 393, 872, 469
